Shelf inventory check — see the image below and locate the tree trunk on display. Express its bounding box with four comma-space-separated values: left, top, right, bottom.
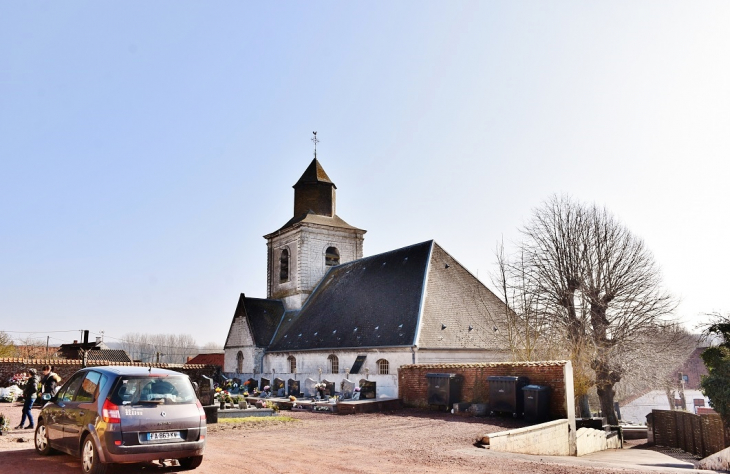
579, 394, 591, 419
596, 383, 618, 425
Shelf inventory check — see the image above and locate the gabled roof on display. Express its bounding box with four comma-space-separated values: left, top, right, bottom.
293, 158, 335, 188
226, 295, 287, 347
268, 241, 433, 351
79, 349, 132, 363
186, 353, 225, 366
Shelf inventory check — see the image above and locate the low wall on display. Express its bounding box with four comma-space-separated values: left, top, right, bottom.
482, 419, 570, 456
699, 446, 730, 471
651, 409, 729, 458
0, 358, 218, 389
576, 427, 621, 456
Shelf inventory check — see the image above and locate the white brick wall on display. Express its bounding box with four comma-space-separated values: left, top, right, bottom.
267, 223, 364, 309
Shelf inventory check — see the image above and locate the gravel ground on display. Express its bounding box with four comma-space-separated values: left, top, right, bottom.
0, 403, 678, 474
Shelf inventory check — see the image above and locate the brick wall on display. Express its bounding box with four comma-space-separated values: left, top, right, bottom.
398, 361, 569, 418
0, 358, 218, 389
652, 409, 729, 457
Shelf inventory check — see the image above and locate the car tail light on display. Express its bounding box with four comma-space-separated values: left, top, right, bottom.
102, 399, 121, 423
196, 399, 206, 421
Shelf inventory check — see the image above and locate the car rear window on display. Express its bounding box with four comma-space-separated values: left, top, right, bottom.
110, 376, 196, 406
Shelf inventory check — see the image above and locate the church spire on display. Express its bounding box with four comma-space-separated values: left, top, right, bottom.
293, 157, 336, 217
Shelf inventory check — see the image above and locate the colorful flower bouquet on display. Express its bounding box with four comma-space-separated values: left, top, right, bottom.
8, 373, 28, 389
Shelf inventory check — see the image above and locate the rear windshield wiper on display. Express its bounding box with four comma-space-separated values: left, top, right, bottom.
137, 399, 164, 405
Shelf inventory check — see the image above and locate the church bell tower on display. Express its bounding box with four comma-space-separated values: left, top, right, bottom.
264, 148, 366, 310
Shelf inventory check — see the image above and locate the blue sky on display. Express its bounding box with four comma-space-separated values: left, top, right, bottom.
1, 1, 729, 347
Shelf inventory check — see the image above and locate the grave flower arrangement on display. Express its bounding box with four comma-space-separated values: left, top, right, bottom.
8, 373, 28, 389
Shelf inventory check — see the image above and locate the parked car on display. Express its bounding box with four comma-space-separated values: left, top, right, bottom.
34, 366, 206, 473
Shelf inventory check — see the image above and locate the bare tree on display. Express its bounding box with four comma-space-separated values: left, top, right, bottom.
121, 333, 199, 364
613, 323, 698, 408
503, 195, 676, 424
15, 336, 52, 359
199, 341, 224, 351
0, 331, 14, 357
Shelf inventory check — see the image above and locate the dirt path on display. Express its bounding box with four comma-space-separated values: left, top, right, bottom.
0, 403, 654, 474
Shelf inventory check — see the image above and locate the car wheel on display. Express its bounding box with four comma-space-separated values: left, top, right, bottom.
178, 455, 203, 470
81, 436, 108, 474
35, 420, 54, 455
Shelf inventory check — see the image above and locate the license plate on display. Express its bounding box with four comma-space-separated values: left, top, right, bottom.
147, 431, 181, 441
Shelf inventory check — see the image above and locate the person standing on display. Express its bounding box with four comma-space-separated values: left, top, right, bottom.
40, 365, 61, 397
15, 368, 39, 430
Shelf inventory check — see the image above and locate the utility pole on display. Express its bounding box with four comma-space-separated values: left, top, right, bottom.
46, 336, 49, 358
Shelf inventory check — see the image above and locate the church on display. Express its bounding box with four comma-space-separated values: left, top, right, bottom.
223, 157, 510, 397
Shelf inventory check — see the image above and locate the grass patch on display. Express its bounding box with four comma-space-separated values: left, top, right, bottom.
219, 416, 297, 424
209, 416, 299, 432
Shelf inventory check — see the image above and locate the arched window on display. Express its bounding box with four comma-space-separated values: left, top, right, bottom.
279, 248, 290, 282
377, 359, 389, 375
287, 355, 296, 373
325, 247, 340, 267
328, 354, 339, 374
236, 351, 244, 373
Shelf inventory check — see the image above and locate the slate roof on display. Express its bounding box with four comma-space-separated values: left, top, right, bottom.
268, 240, 433, 351
270, 210, 364, 235
294, 158, 335, 188
233, 295, 287, 347
79, 349, 132, 363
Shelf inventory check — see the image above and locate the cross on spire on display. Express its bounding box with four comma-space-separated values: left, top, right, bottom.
311, 131, 319, 158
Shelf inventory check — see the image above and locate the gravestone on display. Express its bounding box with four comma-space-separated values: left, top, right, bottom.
260, 377, 271, 391
341, 379, 355, 399
200, 375, 215, 406
288, 379, 301, 397
322, 379, 335, 397
303, 378, 317, 397
273, 378, 285, 394
245, 378, 257, 393
359, 379, 376, 399
231, 377, 242, 393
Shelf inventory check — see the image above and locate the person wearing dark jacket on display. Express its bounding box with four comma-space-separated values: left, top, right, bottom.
41, 365, 61, 396
16, 368, 39, 429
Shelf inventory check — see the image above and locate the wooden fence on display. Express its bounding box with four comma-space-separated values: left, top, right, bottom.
650, 409, 729, 458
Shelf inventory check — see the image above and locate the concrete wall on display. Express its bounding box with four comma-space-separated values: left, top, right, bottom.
483, 419, 571, 456
576, 428, 621, 456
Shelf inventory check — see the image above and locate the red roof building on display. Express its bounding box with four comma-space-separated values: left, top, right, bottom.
186, 353, 224, 367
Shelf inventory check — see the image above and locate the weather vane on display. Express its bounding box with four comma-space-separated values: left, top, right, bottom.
311, 131, 319, 159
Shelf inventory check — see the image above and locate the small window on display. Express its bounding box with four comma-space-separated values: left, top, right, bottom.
288, 356, 296, 373
328, 354, 339, 374
325, 247, 340, 266
237, 351, 244, 373
377, 359, 389, 375
280, 248, 290, 282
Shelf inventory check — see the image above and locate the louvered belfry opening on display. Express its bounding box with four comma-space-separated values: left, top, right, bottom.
280, 248, 289, 282
325, 246, 340, 266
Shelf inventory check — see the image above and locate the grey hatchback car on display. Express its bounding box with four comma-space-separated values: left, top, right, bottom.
34, 366, 206, 473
